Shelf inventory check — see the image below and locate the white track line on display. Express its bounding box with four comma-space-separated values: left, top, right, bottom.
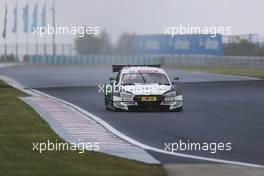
1, 75, 263, 168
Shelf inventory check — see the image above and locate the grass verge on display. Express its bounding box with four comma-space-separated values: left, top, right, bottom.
0, 80, 165, 176
167, 65, 264, 79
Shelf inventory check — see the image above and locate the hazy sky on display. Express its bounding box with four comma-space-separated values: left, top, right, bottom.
0, 0, 263, 45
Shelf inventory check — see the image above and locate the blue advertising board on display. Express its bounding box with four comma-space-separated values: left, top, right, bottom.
134, 34, 224, 55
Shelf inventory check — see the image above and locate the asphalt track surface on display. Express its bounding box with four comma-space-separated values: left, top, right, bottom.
1, 65, 264, 165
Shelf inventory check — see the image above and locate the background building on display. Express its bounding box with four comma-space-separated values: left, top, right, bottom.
134, 34, 224, 56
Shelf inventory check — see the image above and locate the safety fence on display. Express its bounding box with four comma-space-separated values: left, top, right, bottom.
21, 55, 264, 68
24, 55, 161, 65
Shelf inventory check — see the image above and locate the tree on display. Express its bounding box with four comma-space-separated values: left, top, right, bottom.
224, 39, 262, 56
75, 29, 112, 55
115, 32, 136, 55
99, 30, 112, 54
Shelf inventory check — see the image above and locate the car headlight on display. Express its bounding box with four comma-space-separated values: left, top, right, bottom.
164, 91, 177, 102
164, 91, 176, 97
164, 97, 177, 102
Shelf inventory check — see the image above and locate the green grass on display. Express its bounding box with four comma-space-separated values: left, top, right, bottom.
167, 65, 264, 79
0, 80, 165, 176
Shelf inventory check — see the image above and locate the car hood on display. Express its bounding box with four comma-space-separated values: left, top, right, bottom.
121, 84, 172, 95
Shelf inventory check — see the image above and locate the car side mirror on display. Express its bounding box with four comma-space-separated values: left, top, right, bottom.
172, 77, 180, 85
109, 77, 116, 83
173, 77, 180, 81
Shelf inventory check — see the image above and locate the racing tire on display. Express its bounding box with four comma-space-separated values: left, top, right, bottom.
106, 100, 117, 112
105, 98, 110, 110
111, 101, 117, 112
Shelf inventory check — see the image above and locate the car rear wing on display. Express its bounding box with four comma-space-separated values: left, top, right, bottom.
112, 65, 161, 72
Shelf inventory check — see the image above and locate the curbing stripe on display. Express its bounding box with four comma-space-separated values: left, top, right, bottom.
21, 96, 160, 164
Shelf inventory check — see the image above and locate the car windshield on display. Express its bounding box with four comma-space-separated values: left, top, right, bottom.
121, 73, 170, 85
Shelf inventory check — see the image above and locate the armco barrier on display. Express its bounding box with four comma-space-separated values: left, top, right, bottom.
24, 55, 264, 68
161, 56, 264, 67
25, 55, 162, 65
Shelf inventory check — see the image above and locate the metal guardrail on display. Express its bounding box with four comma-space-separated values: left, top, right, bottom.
21, 55, 264, 68
24, 55, 161, 65
161, 56, 264, 67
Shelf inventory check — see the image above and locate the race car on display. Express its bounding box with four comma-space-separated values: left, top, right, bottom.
104, 65, 183, 112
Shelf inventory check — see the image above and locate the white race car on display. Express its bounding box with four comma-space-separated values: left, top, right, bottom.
104, 65, 183, 111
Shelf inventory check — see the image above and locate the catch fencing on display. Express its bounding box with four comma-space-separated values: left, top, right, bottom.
21, 55, 264, 68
